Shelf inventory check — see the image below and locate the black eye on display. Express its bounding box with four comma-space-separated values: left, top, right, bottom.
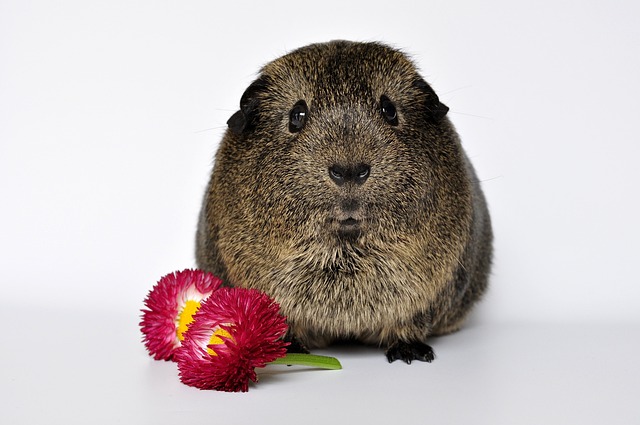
289, 100, 308, 133
380, 95, 398, 126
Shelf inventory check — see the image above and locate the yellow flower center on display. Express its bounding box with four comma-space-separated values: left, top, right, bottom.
176, 300, 233, 356
177, 300, 201, 341
207, 327, 233, 356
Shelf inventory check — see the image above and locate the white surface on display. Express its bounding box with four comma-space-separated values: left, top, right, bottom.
1, 0, 640, 423
1, 308, 638, 424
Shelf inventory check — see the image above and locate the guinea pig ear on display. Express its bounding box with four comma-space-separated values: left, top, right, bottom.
226, 111, 246, 135
413, 79, 449, 122
227, 76, 270, 135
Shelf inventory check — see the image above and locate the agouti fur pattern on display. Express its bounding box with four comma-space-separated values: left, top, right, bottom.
196, 40, 493, 363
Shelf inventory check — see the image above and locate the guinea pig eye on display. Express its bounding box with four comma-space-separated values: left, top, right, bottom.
289, 100, 308, 133
380, 95, 398, 126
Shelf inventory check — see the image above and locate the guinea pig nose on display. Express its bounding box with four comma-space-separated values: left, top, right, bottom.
329, 165, 347, 185
354, 164, 370, 184
328, 164, 371, 186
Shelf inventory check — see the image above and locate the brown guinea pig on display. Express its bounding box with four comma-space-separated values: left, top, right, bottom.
196, 40, 492, 363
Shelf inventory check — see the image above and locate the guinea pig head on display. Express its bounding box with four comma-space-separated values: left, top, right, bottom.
221, 41, 456, 249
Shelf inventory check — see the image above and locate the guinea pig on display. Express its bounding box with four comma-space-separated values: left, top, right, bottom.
196, 40, 492, 363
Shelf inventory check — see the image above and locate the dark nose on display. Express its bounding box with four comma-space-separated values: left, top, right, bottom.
328, 163, 370, 186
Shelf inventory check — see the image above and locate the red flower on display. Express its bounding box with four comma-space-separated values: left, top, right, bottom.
175, 287, 289, 392
140, 269, 222, 361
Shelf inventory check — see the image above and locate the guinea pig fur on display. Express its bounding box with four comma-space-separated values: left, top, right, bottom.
196, 40, 493, 363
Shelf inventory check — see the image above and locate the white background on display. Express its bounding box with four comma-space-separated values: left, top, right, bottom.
1, 0, 639, 423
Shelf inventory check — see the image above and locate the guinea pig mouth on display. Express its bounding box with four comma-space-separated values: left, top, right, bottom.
336, 217, 362, 239
340, 218, 360, 227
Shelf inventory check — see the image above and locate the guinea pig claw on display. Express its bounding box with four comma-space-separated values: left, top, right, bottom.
385, 340, 435, 364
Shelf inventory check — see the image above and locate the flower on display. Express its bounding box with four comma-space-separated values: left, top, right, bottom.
175, 287, 289, 392
140, 269, 222, 361
141, 269, 342, 392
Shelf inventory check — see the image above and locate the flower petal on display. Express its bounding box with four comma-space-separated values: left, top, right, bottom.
140, 269, 222, 361
175, 287, 289, 392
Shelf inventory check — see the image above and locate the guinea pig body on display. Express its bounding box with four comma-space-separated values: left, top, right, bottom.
196, 41, 492, 363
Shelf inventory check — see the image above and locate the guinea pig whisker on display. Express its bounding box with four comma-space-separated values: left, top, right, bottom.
193, 125, 227, 134
448, 111, 494, 120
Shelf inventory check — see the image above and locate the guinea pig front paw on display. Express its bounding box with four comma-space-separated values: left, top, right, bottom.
284, 334, 311, 354
385, 340, 435, 364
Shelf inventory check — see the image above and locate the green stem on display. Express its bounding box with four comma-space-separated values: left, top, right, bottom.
269, 353, 342, 370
